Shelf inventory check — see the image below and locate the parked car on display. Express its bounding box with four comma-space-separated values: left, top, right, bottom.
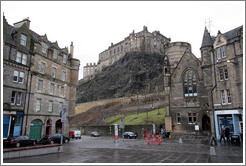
3, 136, 37, 148
123, 132, 137, 139
40, 133, 70, 144
73, 130, 81, 139
91, 131, 100, 137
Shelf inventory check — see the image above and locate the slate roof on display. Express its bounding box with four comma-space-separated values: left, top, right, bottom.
201, 27, 213, 48
224, 25, 243, 44
6, 25, 17, 46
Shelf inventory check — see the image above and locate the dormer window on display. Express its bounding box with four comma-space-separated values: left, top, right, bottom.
53, 49, 58, 59
42, 42, 47, 53
63, 54, 67, 64
20, 34, 27, 46
184, 70, 197, 97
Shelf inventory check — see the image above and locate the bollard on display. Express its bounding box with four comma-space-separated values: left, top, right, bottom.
210, 147, 216, 155
179, 138, 183, 144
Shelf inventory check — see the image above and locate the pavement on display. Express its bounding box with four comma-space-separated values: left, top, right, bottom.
2, 134, 244, 164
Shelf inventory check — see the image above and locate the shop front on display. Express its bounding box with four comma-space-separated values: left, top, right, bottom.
214, 109, 243, 139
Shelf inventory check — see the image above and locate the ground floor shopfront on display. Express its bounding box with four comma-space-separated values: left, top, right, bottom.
22, 115, 69, 140
214, 109, 243, 139
3, 111, 24, 139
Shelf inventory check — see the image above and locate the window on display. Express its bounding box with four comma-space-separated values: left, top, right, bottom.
221, 90, 226, 104
218, 66, 228, 81
36, 99, 41, 112
61, 86, 64, 96
48, 101, 53, 112
216, 45, 226, 59
62, 71, 66, 81
40, 62, 45, 74
59, 102, 63, 112
37, 80, 43, 91
63, 54, 67, 64
16, 51, 27, 65
52, 67, 57, 78
13, 70, 24, 83
50, 83, 55, 94
176, 113, 181, 124
42, 42, 47, 53
53, 49, 58, 59
11, 91, 22, 105
184, 70, 197, 97
227, 90, 231, 104
221, 90, 232, 105
20, 34, 27, 46
188, 113, 197, 124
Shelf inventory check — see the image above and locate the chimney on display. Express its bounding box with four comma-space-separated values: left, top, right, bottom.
143, 26, 148, 32
70, 41, 74, 58
14, 17, 31, 29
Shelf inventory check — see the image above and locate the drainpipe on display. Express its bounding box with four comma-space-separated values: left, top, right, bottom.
209, 48, 217, 145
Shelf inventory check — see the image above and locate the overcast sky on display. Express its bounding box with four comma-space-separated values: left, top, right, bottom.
1, 1, 245, 79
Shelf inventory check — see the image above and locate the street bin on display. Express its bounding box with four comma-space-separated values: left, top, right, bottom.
231, 135, 240, 146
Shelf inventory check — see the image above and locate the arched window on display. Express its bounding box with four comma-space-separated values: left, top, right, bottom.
184, 70, 197, 97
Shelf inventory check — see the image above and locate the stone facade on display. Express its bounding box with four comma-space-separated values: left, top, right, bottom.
169, 26, 243, 137
83, 63, 97, 80
97, 26, 171, 72
3, 16, 80, 140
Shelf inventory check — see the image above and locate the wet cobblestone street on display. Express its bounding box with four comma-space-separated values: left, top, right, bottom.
3, 135, 244, 164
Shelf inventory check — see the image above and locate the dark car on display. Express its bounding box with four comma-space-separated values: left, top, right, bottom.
40, 133, 70, 144
3, 136, 37, 148
91, 131, 100, 137
123, 132, 137, 139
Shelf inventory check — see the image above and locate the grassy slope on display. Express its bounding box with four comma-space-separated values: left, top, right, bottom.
106, 108, 166, 125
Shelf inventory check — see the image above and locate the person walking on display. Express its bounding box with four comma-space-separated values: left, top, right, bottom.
225, 126, 230, 142
219, 126, 226, 143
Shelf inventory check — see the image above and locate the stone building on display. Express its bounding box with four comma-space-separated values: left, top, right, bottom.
168, 26, 243, 137
2, 16, 80, 140
97, 26, 171, 72
3, 16, 31, 139
83, 62, 97, 80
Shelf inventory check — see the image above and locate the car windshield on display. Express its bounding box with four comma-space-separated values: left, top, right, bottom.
126, 132, 134, 135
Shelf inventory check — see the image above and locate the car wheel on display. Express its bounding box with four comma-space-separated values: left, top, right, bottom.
16, 143, 20, 148
64, 139, 69, 143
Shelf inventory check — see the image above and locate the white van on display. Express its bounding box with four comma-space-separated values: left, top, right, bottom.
74, 130, 81, 139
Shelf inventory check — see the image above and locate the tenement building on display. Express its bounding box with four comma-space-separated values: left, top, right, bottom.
3, 16, 80, 140
83, 62, 97, 80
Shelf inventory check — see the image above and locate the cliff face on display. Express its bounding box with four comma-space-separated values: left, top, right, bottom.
77, 51, 166, 103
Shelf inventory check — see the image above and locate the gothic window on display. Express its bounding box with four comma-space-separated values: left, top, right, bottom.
183, 70, 197, 97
